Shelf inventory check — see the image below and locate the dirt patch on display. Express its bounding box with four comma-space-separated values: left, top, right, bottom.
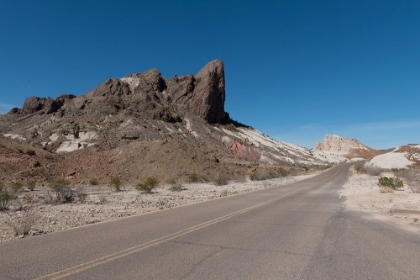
341, 170, 420, 234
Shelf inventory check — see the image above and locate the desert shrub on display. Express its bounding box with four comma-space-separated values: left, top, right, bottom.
75, 186, 88, 202
44, 154, 54, 160
11, 181, 23, 193
378, 177, 403, 190
354, 163, 365, 174
110, 177, 122, 192
394, 170, 420, 193
167, 177, 184, 192
249, 171, 258, 181
0, 188, 13, 210
5, 207, 37, 236
301, 165, 309, 172
249, 171, 268, 181
89, 178, 99, 186
77, 192, 88, 202
49, 179, 75, 203
267, 171, 278, 179
365, 166, 382, 176
234, 172, 247, 182
136, 177, 159, 193
188, 173, 207, 183
23, 194, 33, 204
27, 180, 36, 191
215, 175, 228, 186
277, 167, 289, 177
189, 173, 199, 183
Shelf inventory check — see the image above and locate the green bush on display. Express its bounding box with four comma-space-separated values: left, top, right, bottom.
378, 177, 404, 190
136, 177, 159, 193
110, 177, 122, 192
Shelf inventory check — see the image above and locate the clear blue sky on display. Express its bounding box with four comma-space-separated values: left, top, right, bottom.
1, 0, 419, 149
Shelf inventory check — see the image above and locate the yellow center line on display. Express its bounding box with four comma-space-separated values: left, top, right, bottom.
35, 185, 314, 280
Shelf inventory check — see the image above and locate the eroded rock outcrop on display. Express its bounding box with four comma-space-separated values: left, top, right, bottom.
172, 60, 226, 123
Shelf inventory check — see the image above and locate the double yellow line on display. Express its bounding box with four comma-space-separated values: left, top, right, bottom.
35, 185, 313, 280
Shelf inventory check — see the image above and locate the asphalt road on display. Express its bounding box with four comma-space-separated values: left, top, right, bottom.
1, 163, 420, 280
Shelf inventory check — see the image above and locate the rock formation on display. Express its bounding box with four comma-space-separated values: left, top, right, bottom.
0, 60, 335, 184
313, 135, 366, 154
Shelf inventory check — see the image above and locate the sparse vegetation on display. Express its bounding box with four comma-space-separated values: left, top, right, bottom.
44, 154, 54, 160
214, 175, 228, 186
76, 186, 88, 202
23, 194, 33, 204
5, 207, 37, 236
167, 177, 184, 192
354, 163, 364, 174
277, 167, 289, 177
89, 178, 99, 186
49, 179, 75, 203
110, 177, 122, 192
0, 182, 13, 210
234, 172, 247, 182
136, 177, 159, 193
27, 180, 36, 191
267, 171, 278, 179
365, 166, 383, 176
378, 177, 403, 190
249, 170, 268, 181
394, 169, 420, 193
379, 188, 394, 193
11, 181, 23, 193
188, 173, 207, 183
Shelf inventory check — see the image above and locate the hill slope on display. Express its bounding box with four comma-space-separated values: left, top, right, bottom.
0, 60, 331, 184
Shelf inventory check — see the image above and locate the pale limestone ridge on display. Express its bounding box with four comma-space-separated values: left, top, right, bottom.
313, 134, 368, 155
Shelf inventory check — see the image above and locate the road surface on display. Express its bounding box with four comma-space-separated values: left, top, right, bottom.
1, 163, 420, 279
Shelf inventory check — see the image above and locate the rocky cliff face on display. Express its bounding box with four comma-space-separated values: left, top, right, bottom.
0, 60, 334, 184
313, 135, 365, 154
312, 134, 379, 159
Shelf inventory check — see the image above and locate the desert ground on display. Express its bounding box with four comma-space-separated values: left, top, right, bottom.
0, 173, 318, 243
341, 167, 420, 234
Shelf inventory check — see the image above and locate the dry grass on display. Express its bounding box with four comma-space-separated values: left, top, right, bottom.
5, 207, 37, 236
380, 188, 394, 193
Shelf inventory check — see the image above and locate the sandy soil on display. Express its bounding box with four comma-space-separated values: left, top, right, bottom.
0, 174, 317, 243
341, 169, 420, 234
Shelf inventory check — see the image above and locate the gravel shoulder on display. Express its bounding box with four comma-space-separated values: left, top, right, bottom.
341, 169, 420, 234
0, 173, 317, 243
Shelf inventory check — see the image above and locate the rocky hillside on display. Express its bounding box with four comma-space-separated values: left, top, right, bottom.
312, 134, 380, 162
0, 60, 332, 184
366, 144, 420, 169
